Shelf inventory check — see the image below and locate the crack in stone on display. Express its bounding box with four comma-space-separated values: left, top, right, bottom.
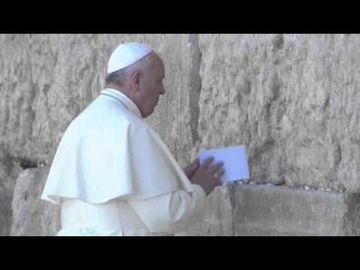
188, 34, 202, 146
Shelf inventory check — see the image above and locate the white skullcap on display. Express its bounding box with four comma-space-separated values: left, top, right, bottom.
107, 42, 153, 74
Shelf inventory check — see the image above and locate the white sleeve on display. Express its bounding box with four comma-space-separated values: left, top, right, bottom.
128, 184, 206, 234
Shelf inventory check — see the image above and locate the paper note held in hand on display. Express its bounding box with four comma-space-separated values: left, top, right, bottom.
199, 145, 250, 184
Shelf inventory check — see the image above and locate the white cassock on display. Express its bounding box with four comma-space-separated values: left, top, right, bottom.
41, 88, 205, 236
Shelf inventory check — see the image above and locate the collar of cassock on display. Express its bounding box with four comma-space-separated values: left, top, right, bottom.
100, 88, 143, 118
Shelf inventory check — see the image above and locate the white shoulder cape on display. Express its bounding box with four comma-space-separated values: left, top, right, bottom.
41, 88, 194, 204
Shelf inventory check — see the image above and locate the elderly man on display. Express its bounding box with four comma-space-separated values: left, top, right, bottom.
41, 42, 224, 236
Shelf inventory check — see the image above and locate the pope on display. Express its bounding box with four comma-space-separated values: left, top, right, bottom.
41, 42, 225, 236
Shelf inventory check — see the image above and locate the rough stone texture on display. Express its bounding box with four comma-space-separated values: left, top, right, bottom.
196, 34, 360, 193
0, 34, 195, 167
0, 149, 22, 236
10, 168, 60, 236
233, 183, 360, 236
2, 34, 360, 235
3, 34, 360, 189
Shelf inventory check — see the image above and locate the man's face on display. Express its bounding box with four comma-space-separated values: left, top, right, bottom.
137, 54, 165, 118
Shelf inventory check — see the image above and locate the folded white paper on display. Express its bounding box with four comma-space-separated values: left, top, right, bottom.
199, 145, 250, 184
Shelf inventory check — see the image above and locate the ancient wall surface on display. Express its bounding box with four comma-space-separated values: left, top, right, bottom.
1, 34, 360, 235
10, 168, 60, 236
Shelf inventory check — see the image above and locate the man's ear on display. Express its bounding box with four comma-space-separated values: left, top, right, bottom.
131, 70, 142, 90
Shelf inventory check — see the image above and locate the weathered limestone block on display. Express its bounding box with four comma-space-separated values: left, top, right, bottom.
10, 167, 60, 236
233, 183, 360, 236
196, 34, 360, 192
0, 34, 195, 168
0, 151, 22, 236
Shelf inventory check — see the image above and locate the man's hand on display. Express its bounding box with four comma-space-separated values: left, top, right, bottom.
183, 159, 200, 180
189, 157, 225, 196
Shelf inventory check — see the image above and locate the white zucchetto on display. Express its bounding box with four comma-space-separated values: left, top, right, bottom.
107, 42, 153, 73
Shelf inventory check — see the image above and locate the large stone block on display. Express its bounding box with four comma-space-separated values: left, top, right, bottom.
10, 167, 60, 236
196, 34, 360, 192
0, 34, 196, 168
0, 149, 22, 236
233, 183, 360, 236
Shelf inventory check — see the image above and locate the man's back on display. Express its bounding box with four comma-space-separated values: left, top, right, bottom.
42, 88, 206, 235
41, 42, 224, 236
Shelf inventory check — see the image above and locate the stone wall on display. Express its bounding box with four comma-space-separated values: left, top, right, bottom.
10, 168, 60, 236
1, 34, 360, 235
